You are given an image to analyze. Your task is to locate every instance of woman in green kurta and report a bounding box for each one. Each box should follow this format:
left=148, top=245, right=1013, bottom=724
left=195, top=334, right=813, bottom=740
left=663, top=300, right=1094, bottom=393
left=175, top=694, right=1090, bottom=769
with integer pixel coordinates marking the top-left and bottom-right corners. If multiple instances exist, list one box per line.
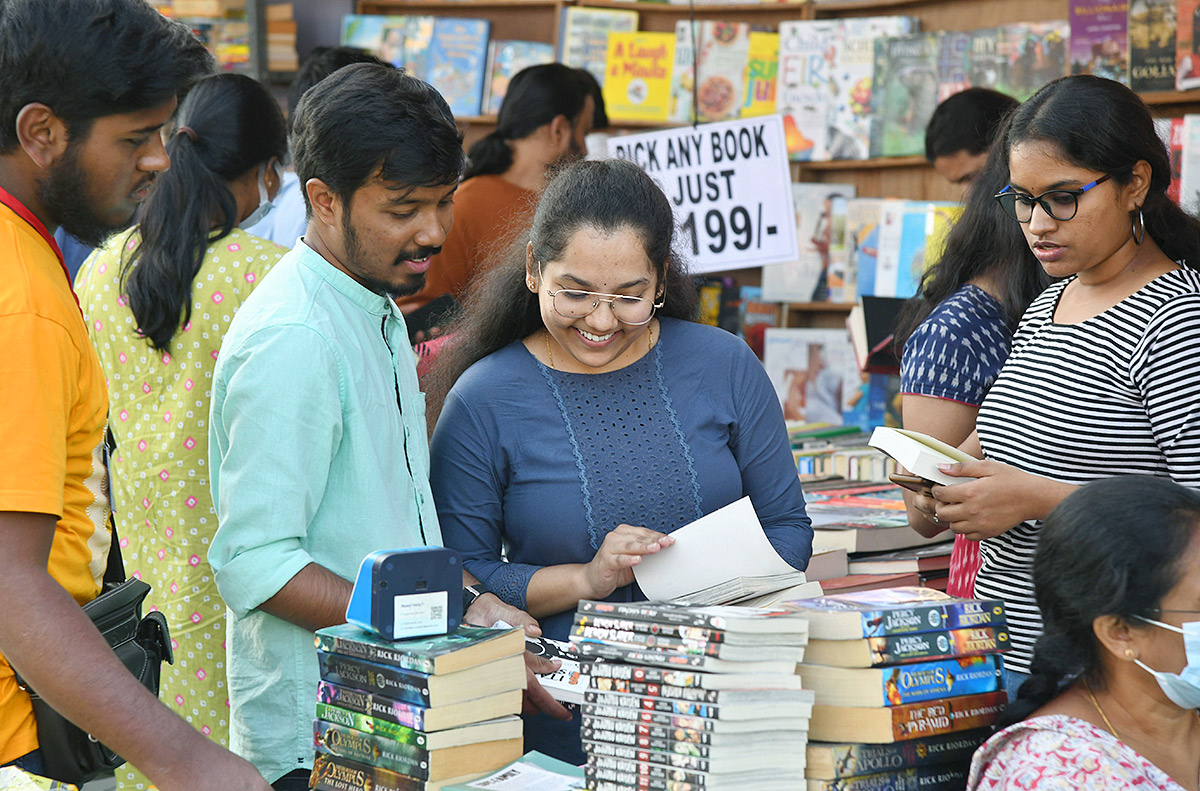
left=74, top=73, right=288, bottom=791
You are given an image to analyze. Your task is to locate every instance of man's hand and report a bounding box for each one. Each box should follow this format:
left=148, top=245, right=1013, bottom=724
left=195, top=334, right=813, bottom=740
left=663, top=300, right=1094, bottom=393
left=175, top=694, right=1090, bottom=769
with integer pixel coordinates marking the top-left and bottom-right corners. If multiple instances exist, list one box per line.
left=522, top=652, right=571, bottom=720
left=465, top=592, right=541, bottom=636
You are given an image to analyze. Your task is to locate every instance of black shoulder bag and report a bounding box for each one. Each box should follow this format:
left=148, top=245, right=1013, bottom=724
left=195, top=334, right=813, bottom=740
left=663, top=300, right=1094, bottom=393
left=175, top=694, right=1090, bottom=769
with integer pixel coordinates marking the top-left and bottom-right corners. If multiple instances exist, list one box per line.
left=14, top=431, right=174, bottom=785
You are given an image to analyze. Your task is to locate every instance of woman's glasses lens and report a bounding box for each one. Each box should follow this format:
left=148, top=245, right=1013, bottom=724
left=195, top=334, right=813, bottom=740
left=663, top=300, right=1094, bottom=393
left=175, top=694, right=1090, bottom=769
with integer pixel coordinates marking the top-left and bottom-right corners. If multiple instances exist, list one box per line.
left=552, top=290, right=656, bottom=325
left=995, top=190, right=1081, bottom=223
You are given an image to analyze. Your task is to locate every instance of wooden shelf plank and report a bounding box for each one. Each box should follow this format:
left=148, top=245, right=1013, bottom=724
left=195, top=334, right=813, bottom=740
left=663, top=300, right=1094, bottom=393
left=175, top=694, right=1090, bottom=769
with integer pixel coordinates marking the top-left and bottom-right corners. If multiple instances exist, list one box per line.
left=785, top=302, right=856, bottom=312
left=1140, top=88, right=1200, bottom=107
left=799, top=156, right=928, bottom=172
left=361, top=0, right=565, bottom=8
left=578, top=0, right=809, bottom=11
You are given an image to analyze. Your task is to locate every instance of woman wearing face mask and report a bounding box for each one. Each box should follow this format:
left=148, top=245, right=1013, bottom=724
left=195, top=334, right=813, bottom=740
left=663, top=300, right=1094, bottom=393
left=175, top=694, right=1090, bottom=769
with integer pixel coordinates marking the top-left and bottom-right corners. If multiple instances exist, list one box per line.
left=426, top=159, right=813, bottom=763
left=906, top=75, right=1200, bottom=699
left=74, top=72, right=287, bottom=789
left=968, top=476, right=1200, bottom=790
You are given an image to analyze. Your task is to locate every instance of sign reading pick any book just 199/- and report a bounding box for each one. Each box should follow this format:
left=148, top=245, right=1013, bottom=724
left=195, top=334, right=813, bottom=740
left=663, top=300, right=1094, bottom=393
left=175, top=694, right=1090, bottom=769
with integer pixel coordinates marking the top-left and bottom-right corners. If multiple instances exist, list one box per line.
left=609, top=114, right=798, bottom=274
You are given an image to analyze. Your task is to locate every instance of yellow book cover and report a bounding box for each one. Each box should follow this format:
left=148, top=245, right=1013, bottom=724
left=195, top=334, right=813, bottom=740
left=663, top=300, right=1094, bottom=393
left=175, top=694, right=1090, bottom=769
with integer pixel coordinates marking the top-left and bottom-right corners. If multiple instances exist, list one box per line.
left=742, top=31, right=779, bottom=118
left=602, top=31, right=676, bottom=122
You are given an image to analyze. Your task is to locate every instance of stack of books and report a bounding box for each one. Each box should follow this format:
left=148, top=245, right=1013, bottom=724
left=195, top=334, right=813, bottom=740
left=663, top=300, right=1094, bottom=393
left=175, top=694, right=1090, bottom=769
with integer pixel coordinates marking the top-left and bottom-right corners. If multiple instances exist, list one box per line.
left=781, top=588, right=1010, bottom=790
left=570, top=600, right=814, bottom=791
left=310, top=624, right=527, bottom=791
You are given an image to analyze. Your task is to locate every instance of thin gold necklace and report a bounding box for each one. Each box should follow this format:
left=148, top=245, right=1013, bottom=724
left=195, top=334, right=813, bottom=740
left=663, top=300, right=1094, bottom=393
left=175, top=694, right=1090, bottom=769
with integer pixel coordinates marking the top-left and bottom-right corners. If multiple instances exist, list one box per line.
left=1084, top=678, right=1121, bottom=740
left=544, top=323, right=654, bottom=370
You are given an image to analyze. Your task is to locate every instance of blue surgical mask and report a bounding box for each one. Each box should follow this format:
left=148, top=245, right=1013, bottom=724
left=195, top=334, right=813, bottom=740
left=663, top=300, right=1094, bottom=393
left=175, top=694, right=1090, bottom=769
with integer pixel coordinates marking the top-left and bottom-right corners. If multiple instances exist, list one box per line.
left=239, top=159, right=285, bottom=229
left=1132, top=616, right=1200, bottom=710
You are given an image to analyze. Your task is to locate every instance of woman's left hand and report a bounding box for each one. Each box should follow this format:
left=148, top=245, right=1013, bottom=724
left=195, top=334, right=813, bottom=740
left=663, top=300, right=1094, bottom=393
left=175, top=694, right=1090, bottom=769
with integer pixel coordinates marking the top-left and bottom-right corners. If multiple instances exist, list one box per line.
left=928, top=459, right=1045, bottom=541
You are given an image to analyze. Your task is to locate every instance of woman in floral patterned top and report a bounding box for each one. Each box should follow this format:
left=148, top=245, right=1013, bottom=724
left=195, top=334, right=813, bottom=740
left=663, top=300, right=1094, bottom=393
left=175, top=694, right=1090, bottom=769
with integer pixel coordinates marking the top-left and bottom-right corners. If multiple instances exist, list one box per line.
left=968, top=476, right=1200, bottom=790
left=74, top=73, right=287, bottom=791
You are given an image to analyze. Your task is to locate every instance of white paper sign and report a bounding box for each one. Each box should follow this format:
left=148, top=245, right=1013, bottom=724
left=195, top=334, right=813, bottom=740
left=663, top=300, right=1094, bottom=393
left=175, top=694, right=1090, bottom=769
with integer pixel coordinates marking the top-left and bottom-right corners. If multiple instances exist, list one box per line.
left=633, top=496, right=797, bottom=601
left=608, top=115, right=799, bottom=274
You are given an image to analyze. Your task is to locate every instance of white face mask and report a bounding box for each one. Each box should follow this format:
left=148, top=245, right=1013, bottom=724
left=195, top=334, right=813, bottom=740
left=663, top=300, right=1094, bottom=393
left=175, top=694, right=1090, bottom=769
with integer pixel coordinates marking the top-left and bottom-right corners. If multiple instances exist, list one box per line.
left=1132, top=616, right=1200, bottom=710
left=239, top=159, right=285, bottom=229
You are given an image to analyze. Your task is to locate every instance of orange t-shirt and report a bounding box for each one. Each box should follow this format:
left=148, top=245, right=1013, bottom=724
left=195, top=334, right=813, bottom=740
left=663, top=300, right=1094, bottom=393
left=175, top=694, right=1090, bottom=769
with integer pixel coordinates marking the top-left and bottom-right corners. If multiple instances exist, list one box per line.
left=0, top=192, right=110, bottom=763
left=400, top=174, right=536, bottom=306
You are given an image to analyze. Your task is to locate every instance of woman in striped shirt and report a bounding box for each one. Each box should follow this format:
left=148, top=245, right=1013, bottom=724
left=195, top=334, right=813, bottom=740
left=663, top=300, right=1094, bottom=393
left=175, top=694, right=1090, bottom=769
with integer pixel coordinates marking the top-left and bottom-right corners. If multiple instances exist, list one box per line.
left=909, top=75, right=1200, bottom=699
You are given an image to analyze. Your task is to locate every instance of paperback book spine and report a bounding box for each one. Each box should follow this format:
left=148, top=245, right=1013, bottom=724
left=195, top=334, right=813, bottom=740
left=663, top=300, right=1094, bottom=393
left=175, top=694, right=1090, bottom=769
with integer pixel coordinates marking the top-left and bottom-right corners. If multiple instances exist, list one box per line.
left=816, top=598, right=1006, bottom=639
left=310, top=753, right=425, bottom=791
left=582, top=714, right=719, bottom=745
left=315, top=703, right=430, bottom=749
left=806, top=728, right=990, bottom=779
left=578, top=600, right=778, bottom=631
left=318, top=650, right=432, bottom=708
left=584, top=739, right=719, bottom=773
left=587, top=756, right=727, bottom=788
left=318, top=681, right=430, bottom=731
left=582, top=722, right=780, bottom=757
left=314, top=721, right=432, bottom=779
left=577, top=640, right=754, bottom=671
left=585, top=689, right=726, bottom=719
left=582, top=701, right=723, bottom=732
left=808, top=764, right=969, bottom=791
left=862, top=626, right=1010, bottom=665
left=805, top=655, right=1002, bottom=707
left=572, top=617, right=732, bottom=644
left=586, top=661, right=719, bottom=689
left=591, top=677, right=723, bottom=703
left=314, top=633, right=436, bottom=674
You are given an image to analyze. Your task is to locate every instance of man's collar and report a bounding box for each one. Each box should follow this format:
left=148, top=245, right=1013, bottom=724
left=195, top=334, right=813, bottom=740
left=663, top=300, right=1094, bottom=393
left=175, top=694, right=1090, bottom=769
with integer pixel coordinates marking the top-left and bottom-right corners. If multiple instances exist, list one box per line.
left=295, top=238, right=401, bottom=318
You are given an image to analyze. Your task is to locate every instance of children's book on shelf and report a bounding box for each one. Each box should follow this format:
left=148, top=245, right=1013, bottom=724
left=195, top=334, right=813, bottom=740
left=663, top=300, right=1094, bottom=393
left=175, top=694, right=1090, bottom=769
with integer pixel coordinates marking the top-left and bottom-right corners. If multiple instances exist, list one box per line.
left=1129, top=0, right=1177, bottom=91
left=668, top=20, right=700, bottom=123
left=378, top=17, right=407, bottom=69
left=483, top=40, right=555, bottom=116
left=340, top=14, right=390, bottom=54
left=742, top=30, right=780, bottom=118
left=402, top=16, right=436, bottom=81
left=998, top=21, right=1070, bottom=100
left=1180, top=115, right=1200, bottom=214
left=602, top=31, right=676, bottom=123
left=1168, top=115, right=1186, bottom=206
left=806, top=729, right=991, bottom=781
left=762, top=328, right=860, bottom=427
left=863, top=201, right=961, bottom=299
left=829, top=16, right=920, bottom=161
left=777, top=20, right=839, bottom=161
left=1180, top=0, right=1200, bottom=89
left=966, top=28, right=1005, bottom=93
left=557, top=6, right=639, bottom=87
left=870, top=33, right=939, bottom=158
left=808, top=689, right=1007, bottom=743
left=936, top=30, right=972, bottom=102
left=695, top=21, right=751, bottom=122
left=868, top=426, right=977, bottom=486
left=1069, top=0, right=1129, bottom=83
left=804, top=624, right=1011, bottom=668
left=847, top=295, right=906, bottom=375
left=425, top=18, right=491, bottom=117
left=781, top=587, right=1006, bottom=641
left=762, top=183, right=856, bottom=303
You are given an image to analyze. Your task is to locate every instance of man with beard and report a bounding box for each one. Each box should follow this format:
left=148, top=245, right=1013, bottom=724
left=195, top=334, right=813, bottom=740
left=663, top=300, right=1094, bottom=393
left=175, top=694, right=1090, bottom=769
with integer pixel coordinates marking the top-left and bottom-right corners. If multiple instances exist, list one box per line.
left=398, top=63, right=594, bottom=320
left=208, top=64, right=569, bottom=791
left=0, top=2, right=271, bottom=789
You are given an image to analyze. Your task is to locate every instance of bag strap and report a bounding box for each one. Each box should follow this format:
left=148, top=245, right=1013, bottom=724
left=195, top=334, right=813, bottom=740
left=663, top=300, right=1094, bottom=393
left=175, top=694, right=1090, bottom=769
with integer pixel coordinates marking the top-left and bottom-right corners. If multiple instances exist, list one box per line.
left=103, top=426, right=125, bottom=587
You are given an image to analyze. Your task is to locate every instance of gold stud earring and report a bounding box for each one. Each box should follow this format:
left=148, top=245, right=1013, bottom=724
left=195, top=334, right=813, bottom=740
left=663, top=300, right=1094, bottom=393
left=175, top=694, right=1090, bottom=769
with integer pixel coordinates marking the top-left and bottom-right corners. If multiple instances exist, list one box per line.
left=1125, top=649, right=1136, bottom=659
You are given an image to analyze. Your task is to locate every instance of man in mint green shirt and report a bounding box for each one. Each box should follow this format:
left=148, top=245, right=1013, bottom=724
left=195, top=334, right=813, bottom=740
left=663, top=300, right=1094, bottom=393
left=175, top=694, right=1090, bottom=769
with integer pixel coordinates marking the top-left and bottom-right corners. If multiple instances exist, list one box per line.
left=209, top=65, right=566, bottom=790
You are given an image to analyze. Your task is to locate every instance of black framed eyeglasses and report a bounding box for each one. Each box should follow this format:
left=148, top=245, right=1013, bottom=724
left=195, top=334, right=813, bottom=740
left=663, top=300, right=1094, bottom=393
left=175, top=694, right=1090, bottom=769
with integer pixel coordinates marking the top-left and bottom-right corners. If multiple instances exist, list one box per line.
left=994, top=174, right=1112, bottom=223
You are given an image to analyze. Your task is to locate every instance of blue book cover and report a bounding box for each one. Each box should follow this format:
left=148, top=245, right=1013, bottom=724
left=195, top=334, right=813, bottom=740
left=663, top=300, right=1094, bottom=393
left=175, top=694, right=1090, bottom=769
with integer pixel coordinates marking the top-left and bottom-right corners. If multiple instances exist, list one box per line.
left=426, top=18, right=491, bottom=117
left=800, top=654, right=1003, bottom=708
left=785, top=587, right=1007, bottom=640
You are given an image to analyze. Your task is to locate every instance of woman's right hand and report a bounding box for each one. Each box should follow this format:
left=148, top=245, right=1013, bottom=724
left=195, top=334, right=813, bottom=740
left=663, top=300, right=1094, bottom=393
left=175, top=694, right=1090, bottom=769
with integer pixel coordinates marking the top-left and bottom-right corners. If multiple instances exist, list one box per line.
left=584, top=524, right=674, bottom=600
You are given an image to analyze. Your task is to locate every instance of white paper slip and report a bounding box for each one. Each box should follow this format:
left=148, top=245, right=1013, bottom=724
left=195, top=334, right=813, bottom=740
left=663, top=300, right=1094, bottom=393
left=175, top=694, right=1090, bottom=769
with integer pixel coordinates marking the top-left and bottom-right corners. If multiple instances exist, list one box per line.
left=633, top=496, right=798, bottom=601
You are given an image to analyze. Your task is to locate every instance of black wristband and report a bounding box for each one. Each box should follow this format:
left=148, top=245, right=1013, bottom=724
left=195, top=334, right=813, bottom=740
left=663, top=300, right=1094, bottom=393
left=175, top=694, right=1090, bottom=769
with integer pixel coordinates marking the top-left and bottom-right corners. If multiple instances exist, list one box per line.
left=462, top=582, right=491, bottom=612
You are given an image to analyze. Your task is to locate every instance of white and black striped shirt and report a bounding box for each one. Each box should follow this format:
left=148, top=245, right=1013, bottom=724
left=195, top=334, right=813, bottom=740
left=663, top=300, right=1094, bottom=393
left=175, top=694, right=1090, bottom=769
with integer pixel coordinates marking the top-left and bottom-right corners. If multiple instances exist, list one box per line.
left=975, top=268, right=1200, bottom=672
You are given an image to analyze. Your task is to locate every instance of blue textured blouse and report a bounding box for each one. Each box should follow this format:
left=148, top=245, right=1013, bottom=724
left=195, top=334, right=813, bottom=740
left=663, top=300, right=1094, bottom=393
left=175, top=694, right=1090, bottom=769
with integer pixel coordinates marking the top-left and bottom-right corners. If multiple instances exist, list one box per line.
left=900, top=284, right=1012, bottom=405
left=431, top=318, right=813, bottom=641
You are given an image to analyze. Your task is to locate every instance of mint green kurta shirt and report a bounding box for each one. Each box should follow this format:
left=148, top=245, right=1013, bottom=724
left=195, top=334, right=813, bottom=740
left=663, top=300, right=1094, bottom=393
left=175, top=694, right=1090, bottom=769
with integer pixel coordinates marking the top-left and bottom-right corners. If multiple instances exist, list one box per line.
left=208, top=240, right=440, bottom=782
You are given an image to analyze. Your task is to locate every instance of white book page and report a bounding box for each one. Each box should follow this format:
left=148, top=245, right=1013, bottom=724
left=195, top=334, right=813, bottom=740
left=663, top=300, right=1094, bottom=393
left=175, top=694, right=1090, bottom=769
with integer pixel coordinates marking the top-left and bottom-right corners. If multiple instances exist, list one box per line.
left=633, top=497, right=798, bottom=601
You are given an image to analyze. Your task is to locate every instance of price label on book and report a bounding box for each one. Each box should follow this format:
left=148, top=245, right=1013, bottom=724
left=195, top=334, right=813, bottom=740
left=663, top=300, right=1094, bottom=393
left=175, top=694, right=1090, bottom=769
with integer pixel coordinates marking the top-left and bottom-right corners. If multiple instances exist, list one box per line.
left=609, top=115, right=798, bottom=273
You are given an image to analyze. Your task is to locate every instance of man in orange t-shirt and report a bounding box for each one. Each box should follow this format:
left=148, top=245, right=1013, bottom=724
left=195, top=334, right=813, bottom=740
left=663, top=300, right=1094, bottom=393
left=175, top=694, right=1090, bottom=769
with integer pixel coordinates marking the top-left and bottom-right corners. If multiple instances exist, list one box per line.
left=0, top=3, right=268, bottom=789
left=400, top=64, right=595, bottom=320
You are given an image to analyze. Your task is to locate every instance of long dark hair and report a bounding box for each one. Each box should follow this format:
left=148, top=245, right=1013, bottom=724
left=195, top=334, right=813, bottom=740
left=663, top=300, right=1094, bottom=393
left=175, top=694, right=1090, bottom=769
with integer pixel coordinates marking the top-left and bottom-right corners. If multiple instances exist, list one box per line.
left=1003, top=74, right=1200, bottom=268
left=120, top=73, right=286, bottom=351
left=999, top=475, right=1200, bottom=725
left=895, top=128, right=1047, bottom=349
left=463, top=63, right=588, bottom=181
left=425, top=158, right=699, bottom=425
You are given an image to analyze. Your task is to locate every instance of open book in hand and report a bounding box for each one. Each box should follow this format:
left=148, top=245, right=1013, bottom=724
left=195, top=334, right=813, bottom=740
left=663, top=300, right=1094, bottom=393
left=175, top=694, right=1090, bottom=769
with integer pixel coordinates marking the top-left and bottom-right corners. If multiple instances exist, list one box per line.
left=868, top=427, right=979, bottom=487
left=632, top=497, right=815, bottom=607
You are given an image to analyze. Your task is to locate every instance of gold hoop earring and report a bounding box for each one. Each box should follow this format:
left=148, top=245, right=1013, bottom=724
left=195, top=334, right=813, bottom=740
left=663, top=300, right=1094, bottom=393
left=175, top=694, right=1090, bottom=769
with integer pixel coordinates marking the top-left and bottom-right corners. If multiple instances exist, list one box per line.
left=1132, top=208, right=1146, bottom=245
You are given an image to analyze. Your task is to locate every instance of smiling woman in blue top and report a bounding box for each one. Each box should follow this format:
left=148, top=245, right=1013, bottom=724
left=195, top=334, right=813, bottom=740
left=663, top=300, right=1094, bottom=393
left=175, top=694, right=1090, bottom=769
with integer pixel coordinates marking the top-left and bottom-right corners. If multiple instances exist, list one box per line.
left=426, top=158, right=814, bottom=763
